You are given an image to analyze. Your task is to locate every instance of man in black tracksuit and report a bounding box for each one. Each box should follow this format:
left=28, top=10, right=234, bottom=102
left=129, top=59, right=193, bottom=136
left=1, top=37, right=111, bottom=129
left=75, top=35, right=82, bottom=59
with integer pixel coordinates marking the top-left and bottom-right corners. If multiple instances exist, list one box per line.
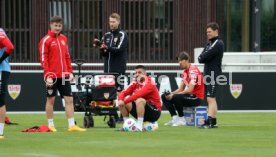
left=102, top=29, right=128, bottom=80
left=198, top=22, right=224, bottom=128
left=94, top=13, right=128, bottom=122
left=98, top=13, right=128, bottom=92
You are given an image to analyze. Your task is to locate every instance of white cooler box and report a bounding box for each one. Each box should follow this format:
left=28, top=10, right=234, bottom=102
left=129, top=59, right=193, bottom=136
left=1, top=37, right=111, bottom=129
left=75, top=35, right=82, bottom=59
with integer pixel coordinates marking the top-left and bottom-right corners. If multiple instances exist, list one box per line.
left=184, top=106, right=207, bottom=126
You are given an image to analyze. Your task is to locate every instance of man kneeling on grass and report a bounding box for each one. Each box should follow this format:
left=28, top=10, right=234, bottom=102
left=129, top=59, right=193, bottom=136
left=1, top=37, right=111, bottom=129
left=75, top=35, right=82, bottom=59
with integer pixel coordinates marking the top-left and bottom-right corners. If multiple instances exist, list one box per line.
left=118, top=65, right=161, bottom=131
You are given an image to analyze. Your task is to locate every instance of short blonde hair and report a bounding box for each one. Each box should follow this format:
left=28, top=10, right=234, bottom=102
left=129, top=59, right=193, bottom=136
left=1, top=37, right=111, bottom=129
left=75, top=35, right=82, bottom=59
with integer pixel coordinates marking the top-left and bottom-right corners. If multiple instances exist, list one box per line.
left=109, top=13, right=120, bottom=22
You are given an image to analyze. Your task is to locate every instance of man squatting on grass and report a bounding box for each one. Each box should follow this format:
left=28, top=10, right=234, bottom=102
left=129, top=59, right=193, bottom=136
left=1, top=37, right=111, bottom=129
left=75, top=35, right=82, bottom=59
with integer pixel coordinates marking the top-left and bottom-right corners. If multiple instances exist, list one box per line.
left=118, top=65, right=162, bottom=131
left=198, top=22, right=224, bottom=128
left=0, top=28, right=14, bottom=139
left=162, top=52, right=204, bottom=126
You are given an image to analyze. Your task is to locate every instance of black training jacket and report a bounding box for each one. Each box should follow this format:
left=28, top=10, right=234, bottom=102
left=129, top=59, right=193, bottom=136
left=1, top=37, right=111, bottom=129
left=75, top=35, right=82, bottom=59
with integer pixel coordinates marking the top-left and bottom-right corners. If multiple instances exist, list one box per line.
left=198, top=36, right=224, bottom=76
left=101, top=29, right=128, bottom=74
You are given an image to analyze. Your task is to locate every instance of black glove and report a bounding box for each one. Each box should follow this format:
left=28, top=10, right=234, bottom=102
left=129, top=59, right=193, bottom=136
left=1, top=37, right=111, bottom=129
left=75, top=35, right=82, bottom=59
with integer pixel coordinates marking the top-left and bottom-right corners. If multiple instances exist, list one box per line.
left=0, top=52, right=9, bottom=64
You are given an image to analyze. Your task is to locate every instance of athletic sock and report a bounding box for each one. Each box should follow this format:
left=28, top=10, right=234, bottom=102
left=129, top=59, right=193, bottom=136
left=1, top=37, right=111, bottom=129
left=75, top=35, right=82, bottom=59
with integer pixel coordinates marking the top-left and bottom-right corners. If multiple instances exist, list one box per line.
left=48, top=119, right=54, bottom=127
left=123, top=117, right=129, bottom=122
left=137, top=117, right=144, bottom=131
left=211, top=118, right=217, bottom=126
left=207, top=116, right=217, bottom=126
left=0, top=123, right=4, bottom=135
left=68, top=118, right=75, bottom=127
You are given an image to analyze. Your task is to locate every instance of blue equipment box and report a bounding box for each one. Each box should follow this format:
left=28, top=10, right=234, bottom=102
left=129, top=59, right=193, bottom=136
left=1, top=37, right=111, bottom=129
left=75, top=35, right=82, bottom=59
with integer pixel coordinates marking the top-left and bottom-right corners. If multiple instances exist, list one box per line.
left=184, top=106, right=207, bottom=126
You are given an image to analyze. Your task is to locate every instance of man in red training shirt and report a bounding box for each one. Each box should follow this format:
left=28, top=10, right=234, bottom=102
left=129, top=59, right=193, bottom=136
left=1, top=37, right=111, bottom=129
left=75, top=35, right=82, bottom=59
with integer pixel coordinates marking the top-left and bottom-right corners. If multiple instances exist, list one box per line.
left=39, top=16, right=86, bottom=132
left=0, top=28, right=14, bottom=139
left=118, top=65, right=161, bottom=131
left=162, top=51, right=204, bottom=126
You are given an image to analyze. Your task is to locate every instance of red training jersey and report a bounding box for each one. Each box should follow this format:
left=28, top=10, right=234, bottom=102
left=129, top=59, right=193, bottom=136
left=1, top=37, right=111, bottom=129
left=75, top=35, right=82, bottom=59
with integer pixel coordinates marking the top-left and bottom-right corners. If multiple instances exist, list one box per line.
left=39, top=30, right=73, bottom=79
left=0, top=32, right=14, bottom=54
left=118, top=76, right=162, bottom=111
left=182, top=64, right=204, bottom=100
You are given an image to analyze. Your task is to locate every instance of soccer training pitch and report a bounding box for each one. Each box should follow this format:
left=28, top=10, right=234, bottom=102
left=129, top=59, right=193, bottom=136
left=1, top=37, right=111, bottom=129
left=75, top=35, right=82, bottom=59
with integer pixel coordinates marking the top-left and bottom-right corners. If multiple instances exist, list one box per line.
left=0, top=112, right=275, bottom=157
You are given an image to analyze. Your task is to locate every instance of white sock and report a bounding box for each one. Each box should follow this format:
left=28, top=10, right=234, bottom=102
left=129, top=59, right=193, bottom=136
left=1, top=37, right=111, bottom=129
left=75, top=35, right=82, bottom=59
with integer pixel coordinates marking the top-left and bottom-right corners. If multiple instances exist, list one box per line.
left=0, top=123, right=4, bottom=135
left=172, top=115, right=178, bottom=122
left=68, top=118, right=75, bottom=127
left=48, top=119, right=54, bottom=127
left=62, top=98, right=65, bottom=108
left=137, top=117, right=144, bottom=131
left=123, top=117, right=129, bottom=122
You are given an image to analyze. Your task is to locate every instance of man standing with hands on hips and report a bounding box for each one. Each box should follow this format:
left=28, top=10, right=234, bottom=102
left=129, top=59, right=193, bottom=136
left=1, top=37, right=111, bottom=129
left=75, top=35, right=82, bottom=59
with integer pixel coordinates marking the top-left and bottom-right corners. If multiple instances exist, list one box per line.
left=198, top=22, right=224, bottom=128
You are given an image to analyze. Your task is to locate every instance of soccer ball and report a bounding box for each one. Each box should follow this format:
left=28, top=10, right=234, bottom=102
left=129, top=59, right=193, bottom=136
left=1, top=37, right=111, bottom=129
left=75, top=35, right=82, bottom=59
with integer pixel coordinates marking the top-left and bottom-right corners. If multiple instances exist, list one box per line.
left=143, top=121, right=158, bottom=131
left=123, top=118, right=138, bottom=132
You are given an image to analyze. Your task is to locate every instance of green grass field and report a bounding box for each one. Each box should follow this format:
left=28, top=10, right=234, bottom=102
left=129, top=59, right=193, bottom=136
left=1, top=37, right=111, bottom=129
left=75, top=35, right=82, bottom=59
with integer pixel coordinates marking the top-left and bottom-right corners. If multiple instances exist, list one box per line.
left=0, top=112, right=276, bottom=157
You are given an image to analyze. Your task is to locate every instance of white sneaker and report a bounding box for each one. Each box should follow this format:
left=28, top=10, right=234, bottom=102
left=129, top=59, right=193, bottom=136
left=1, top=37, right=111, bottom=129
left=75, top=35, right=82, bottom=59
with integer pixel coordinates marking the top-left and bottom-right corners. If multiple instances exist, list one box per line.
left=172, top=120, right=186, bottom=126
left=164, top=120, right=175, bottom=126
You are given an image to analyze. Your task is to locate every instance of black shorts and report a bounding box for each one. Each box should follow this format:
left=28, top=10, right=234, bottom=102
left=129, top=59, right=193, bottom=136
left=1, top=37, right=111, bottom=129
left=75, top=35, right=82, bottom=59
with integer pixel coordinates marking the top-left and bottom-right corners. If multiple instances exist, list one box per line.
left=0, top=71, right=10, bottom=107
left=46, top=78, right=72, bottom=97
left=204, top=74, right=219, bottom=98
left=205, top=84, right=217, bottom=98
left=130, top=101, right=161, bottom=122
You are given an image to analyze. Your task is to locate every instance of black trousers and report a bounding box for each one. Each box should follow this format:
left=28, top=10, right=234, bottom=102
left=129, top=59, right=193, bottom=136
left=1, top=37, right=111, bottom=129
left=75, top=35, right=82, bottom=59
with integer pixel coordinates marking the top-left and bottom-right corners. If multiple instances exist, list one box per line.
left=161, top=94, right=202, bottom=117
left=0, top=71, right=10, bottom=107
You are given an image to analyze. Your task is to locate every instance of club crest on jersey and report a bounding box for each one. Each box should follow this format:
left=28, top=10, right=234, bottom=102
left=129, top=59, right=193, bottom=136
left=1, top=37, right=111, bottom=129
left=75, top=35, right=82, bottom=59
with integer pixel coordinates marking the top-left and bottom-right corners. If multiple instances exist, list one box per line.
left=106, top=38, right=110, bottom=43
left=8, top=85, right=21, bottom=100
left=230, top=84, right=242, bottom=99
left=113, top=37, right=118, bottom=43
left=61, top=40, right=66, bottom=46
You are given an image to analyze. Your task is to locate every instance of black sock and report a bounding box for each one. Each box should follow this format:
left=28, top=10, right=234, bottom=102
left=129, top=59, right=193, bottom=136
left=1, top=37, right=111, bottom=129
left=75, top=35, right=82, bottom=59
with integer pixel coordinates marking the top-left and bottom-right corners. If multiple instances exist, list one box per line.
left=207, top=116, right=217, bottom=126
left=204, top=116, right=211, bottom=125
left=211, top=118, right=217, bottom=126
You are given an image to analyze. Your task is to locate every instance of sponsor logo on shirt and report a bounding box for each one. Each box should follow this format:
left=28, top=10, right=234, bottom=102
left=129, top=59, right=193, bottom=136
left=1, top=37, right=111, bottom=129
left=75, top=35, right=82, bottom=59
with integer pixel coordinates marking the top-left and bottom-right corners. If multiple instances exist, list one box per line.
left=51, top=42, right=57, bottom=47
